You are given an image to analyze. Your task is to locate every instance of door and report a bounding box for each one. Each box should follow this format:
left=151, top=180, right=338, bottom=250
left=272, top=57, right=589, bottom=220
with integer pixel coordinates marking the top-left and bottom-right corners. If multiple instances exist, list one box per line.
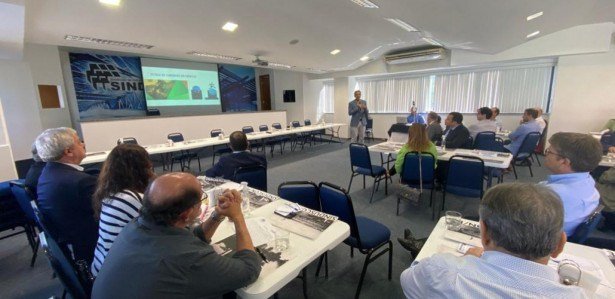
left=259, top=75, right=271, bottom=111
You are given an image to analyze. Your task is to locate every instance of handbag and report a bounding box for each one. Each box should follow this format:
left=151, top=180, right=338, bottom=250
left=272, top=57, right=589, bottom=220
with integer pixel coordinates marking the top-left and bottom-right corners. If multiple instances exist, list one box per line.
left=396, top=153, right=423, bottom=205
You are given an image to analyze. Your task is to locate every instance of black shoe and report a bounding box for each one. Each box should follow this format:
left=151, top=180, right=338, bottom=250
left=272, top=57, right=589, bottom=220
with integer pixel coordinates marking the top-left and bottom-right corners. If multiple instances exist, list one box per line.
left=397, top=237, right=426, bottom=257
left=404, top=229, right=413, bottom=240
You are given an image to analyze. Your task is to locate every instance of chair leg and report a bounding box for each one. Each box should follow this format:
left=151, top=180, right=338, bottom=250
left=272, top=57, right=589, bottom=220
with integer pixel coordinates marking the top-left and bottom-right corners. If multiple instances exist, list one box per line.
left=350, top=246, right=354, bottom=258
left=388, top=240, right=393, bottom=280
left=429, top=188, right=434, bottom=207
left=301, top=268, right=308, bottom=299
left=348, top=174, right=355, bottom=192
left=396, top=197, right=400, bottom=216
left=535, top=153, right=541, bottom=166
left=355, top=250, right=373, bottom=299
left=512, top=163, right=518, bottom=179
left=528, top=163, right=534, bottom=177
left=369, top=179, right=378, bottom=203
left=362, top=175, right=366, bottom=189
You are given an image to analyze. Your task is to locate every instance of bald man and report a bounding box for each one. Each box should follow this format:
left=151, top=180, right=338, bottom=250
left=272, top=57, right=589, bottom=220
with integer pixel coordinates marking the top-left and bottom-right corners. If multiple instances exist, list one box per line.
left=92, top=173, right=261, bottom=299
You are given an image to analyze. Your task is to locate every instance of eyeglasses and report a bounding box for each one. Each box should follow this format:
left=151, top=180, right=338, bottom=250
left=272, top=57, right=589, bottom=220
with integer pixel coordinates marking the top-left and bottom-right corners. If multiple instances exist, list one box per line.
left=545, top=147, right=565, bottom=158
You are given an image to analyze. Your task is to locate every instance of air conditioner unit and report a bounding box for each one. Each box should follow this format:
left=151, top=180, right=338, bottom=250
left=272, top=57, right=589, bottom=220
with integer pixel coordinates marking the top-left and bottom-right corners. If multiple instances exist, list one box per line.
left=384, top=48, right=445, bottom=65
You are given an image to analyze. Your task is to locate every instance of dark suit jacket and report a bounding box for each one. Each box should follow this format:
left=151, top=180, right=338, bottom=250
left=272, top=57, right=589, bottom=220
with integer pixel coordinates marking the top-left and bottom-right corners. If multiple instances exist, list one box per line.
left=602, top=133, right=615, bottom=153
left=204, top=152, right=267, bottom=180
left=443, top=124, right=471, bottom=149
left=37, top=162, right=98, bottom=264
left=25, top=161, right=46, bottom=195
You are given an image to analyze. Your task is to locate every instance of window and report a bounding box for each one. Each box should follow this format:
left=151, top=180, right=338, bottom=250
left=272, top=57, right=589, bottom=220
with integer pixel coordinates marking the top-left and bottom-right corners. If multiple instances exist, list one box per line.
left=356, top=62, right=554, bottom=114
left=317, top=81, right=334, bottom=121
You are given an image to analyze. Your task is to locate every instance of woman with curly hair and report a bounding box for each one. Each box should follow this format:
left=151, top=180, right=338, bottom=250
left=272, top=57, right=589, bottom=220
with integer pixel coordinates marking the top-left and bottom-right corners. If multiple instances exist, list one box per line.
left=91, top=144, right=154, bottom=276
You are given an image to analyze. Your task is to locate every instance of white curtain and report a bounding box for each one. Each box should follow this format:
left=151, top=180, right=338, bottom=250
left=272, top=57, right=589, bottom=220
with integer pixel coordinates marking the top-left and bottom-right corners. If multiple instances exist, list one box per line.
left=317, top=81, right=334, bottom=121
left=356, top=64, right=554, bottom=113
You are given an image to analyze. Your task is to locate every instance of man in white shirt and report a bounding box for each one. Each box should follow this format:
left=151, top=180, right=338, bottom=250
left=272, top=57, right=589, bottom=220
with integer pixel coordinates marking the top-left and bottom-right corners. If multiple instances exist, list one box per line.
left=535, top=107, right=547, bottom=134
left=400, top=183, right=586, bottom=299
left=468, top=107, right=498, bottom=139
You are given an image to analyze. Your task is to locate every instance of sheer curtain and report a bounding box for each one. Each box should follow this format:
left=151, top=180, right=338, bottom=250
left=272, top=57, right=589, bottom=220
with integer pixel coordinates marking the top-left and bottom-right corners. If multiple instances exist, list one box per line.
left=317, top=81, right=334, bottom=121
left=356, top=63, right=554, bottom=113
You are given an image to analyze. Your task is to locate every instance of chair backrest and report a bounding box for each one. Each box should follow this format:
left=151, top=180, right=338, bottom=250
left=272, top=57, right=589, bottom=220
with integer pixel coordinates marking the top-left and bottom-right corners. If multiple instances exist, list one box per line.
left=318, top=182, right=360, bottom=244
left=473, top=132, right=495, bottom=149
left=167, top=132, right=185, bottom=142
left=233, top=165, right=267, bottom=192
left=39, top=231, right=89, bottom=299
left=349, top=143, right=374, bottom=175
left=242, top=126, right=254, bottom=134
left=117, top=137, right=138, bottom=145
left=462, top=136, right=474, bottom=149
left=569, top=205, right=605, bottom=244
left=9, top=181, right=36, bottom=224
left=292, top=121, right=301, bottom=128
left=516, top=132, right=541, bottom=159
left=259, top=125, right=269, bottom=132
left=278, top=181, right=320, bottom=211
left=210, top=129, right=223, bottom=137
left=30, top=200, right=52, bottom=237
left=304, top=119, right=311, bottom=126
left=446, top=155, right=485, bottom=198
left=272, top=123, right=283, bottom=130
left=366, top=118, right=373, bottom=130
left=400, top=152, right=435, bottom=184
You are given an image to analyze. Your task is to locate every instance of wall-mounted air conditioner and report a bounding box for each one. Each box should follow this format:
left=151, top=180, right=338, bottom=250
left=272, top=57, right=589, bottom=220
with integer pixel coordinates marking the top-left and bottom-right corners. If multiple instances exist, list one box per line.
left=384, top=48, right=445, bottom=65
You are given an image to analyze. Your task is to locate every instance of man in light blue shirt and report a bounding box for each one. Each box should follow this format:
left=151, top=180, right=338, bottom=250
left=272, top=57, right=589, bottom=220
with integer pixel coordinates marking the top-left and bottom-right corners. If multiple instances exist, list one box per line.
left=542, top=132, right=603, bottom=236
left=401, top=183, right=586, bottom=299
left=504, top=108, right=541, bottom=155
left=406, top=106, right=425, bottom=124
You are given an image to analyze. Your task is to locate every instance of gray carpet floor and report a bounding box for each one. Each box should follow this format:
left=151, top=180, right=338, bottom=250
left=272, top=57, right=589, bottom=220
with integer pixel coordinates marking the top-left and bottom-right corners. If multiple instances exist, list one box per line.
left=0, top=138, right=612, bottom=298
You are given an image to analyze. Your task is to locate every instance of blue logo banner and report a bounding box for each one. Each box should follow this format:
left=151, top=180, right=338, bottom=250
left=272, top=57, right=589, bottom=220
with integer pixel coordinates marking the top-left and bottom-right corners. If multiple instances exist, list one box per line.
left=218, top=64, right=257, bottom=112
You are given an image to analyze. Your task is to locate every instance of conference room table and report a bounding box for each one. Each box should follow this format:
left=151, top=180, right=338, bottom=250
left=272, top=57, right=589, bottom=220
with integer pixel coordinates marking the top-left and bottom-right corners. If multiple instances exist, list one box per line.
left=414, top=217, right=615, bottom=298
left=368, top=141, right=513, bottom=187
left=198, top=177, right=350, bottom=299
left=80, top=123, right=347, bottom=165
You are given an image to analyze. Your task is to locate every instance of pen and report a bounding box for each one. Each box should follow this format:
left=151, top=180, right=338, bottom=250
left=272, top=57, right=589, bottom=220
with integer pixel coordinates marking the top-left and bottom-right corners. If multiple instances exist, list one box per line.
left=255, top=248, right=268, bottom=262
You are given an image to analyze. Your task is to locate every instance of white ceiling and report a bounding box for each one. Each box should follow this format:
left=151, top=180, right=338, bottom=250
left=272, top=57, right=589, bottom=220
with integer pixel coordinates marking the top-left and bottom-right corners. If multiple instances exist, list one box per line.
left=23, top=0, right=615, bottom=73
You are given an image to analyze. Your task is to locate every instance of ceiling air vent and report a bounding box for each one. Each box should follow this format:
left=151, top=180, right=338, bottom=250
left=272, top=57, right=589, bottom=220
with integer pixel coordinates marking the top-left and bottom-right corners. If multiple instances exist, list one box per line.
left=384, top=47, right=445, bottom=65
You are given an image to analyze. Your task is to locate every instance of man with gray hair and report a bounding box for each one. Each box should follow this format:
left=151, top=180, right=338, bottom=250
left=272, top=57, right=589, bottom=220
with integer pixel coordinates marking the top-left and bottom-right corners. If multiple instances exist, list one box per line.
left=36, top=127, right=98, bottom=264
left=400, top=183, right=585, bottom=298
left=543, top=132, right=603, bottom=236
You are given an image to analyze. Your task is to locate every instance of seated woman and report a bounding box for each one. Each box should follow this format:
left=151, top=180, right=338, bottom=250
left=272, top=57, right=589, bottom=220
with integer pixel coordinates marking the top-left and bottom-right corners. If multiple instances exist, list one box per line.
left=426, top=111, right=443, bottom=144
left=389, top=123, right=438, bottom=176
left=91, top=144, right=154, bottom=276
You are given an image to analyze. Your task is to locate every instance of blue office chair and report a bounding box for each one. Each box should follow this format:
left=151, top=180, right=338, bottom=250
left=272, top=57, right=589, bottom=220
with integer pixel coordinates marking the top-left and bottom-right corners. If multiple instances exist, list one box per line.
left=512, top=132, right=541, bottom=179
left=473, top=132, right=497, bottom=150
left=260, top=124, right=284, bottom=157
left=167, top=132, right=201, bottom=172
left=398, top=152, right=435, bottom=216
left=40, top=231, right=90, bottom=299
left=568, top=205, right=605, bottom=244
left=0, top=181, right=37, bottom=268
left=278, top=181, right=320, bottom=211
left=272, top=122, right=292, bottom=153
left=365, top=118, right=374, bottom=141
left=348, top=143, right=389, bottom=203
left=442, top=155, right=485, bottom=217
left=304, top=119, right=323, bottom=146
left=233, top=164, right=267, bottom=192
left=10, top=181, right=39, bottom=267
left=211, top=129, right=232, bottom=166
left=317, top=182, right=392, bottom=299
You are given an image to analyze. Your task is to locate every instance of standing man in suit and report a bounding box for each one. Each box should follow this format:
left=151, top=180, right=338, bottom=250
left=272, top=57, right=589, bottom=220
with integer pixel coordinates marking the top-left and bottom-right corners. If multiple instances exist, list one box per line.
left=205, top=131, right=267, bottom=180
left=36, top=127, right=98, bottom=264
left=443, top=112, right=471, bottom=149
left=348, top=90, right=369, bottom=143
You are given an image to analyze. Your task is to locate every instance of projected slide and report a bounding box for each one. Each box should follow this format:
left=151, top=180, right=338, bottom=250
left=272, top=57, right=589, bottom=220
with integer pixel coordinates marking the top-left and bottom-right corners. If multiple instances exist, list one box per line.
left=141, top=66, right=220, bottom=106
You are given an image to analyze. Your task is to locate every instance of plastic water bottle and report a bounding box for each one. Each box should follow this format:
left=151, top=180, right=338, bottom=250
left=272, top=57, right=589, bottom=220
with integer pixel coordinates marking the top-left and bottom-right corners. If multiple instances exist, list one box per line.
left=442, top=135, right=447, bottom=151
left=240, top=182, right=250, bottom=215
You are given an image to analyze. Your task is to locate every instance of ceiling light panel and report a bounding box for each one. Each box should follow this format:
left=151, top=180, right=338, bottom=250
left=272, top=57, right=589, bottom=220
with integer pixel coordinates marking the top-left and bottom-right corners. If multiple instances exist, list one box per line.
left=350, top=0, right=379, bottom=8
left=386, top=18, right=419, bottom=32
left=269, top=62, right=293, bottom=69
left=422, top=37, right=442, bottom=46
left=99, top=0, right=121, bottom=6
left=222, top=22, right=238, bottom=32
left=526, top=11, right=543, bottom=21
left=187, top=51, right=241, bottom=60
left=526, top=31, right=540, bottom=38
left=330, top=49, right=341, bottom=55
left=360, top=56, right=370, bottom=61
left=64, top=35, right=154, bottom=49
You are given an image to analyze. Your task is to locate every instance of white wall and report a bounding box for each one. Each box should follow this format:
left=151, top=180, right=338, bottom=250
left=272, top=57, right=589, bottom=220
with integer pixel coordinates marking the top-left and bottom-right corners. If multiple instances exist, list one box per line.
left=302, top=76, right=323, bottom=124
left=272, top=69, right=304, bottom=124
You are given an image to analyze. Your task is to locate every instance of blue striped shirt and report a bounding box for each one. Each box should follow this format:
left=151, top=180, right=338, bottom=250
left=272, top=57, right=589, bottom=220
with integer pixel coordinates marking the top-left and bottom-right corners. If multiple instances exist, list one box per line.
left=91, top=190, right=142, bottom=277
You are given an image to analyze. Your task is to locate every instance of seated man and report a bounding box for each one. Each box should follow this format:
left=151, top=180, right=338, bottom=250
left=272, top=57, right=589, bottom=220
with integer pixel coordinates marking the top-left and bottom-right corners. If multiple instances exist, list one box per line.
left=542, top=132, right=602, bottom=236
left=205, top=131, right=267, bottom=179
left=442, top=112, right=470, bottom=149
left=401, top=183, right=585, bottom=298
left=92, top=173, right=261, bottom=298
left=535, top=107, right=547, bottom=134
left=36, top=127, right=99, bottom=264
left=468, top=107, right=497, bottom=139
left=600, top=131, right=615, bottom=154
left=504, top=108, right=541, bottom=156
left=25, top=142, right=46, bottom=195
left=406, top=106, right=425, bottom=125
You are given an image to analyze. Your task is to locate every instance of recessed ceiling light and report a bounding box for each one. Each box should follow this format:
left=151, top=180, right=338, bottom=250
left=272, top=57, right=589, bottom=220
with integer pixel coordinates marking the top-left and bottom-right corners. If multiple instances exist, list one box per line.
left=330, top=49, right=341, bottom=55
left=360, top=56, right=370, bottom=61
left=350, top=0, right=379, bottom=8
left=385, top=18, right=419, bottom=32
left=526, top=31, right=540, bottom=39
left=187, top=51, right=241, bottom=60
left=64, top=35, right=154, bottom=49
left=422, top=37, right=442, bottom=46
left=222, top=22, right=238, bottom=32
left=269, top=62, right=293, bottom=69
left=99, top=0, right=121, bottom=6
left=526, top=11, right=543, bottom=21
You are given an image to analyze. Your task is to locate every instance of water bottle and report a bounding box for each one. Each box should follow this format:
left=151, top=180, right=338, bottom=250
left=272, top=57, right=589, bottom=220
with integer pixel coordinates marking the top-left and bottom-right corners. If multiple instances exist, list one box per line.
left=442, top=135, right=447, bottom=151
left=240, top=182, right=250, bottom=215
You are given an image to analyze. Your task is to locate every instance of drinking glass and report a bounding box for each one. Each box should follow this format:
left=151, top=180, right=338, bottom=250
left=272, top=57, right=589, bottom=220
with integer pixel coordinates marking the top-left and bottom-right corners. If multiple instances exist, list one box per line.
left=445, top=211, right=463, bottom=231
left=273, top=228, right=290, bottom=252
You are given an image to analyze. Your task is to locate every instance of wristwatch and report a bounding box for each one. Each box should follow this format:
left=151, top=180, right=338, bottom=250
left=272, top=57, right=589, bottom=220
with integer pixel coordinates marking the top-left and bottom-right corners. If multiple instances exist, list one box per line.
left=211, top=211, right=226, bottom=223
